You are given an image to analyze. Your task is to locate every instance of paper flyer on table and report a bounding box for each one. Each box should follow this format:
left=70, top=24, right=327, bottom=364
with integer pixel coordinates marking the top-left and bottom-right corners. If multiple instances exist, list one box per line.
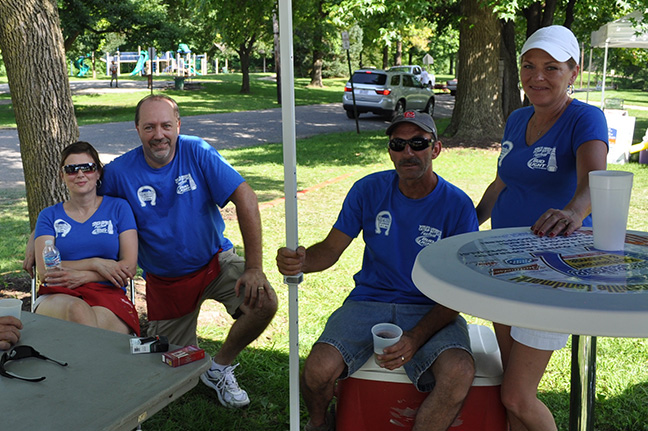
left=457, top=229, right=648, bottom=294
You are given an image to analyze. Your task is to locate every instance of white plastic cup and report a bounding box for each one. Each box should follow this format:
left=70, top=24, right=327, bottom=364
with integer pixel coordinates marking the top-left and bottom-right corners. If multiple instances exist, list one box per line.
left=589, top=170, right=633, bottom=251
left=371, top=323, right=403, bottom=365
left=0, top=298, right=22, bottom=320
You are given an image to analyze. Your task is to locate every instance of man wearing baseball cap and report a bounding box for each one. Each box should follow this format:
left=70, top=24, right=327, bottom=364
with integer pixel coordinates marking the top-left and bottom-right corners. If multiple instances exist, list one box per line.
left=277, top=111, right=479, bottom=431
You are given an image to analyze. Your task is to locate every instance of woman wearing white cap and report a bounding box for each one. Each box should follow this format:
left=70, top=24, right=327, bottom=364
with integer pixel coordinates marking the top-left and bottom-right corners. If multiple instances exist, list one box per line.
left=476, top=26, right=608, bottom=430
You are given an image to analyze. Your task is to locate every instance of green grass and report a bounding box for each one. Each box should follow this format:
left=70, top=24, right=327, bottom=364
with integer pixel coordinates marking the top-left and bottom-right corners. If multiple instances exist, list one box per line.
left=0, top=73, right=348, bottom=128
left=1, top=76, right=648, bottom=428
left=2, top=127, right=647, bottom=430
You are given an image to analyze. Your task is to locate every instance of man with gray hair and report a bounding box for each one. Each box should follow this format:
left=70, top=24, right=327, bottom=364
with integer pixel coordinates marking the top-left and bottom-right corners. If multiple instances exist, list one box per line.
left=277, top=111, right=478, bottom=431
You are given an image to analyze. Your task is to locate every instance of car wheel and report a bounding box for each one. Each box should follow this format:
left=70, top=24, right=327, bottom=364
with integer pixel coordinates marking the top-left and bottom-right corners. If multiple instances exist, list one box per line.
left=391, top=100, right=405, bottom=121
left=423, top=98, right=435, bottom=117
left=345, top=109, right=357, bottom=119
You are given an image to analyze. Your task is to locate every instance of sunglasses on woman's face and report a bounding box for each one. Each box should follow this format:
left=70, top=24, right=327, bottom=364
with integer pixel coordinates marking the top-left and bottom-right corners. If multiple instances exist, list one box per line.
left=0, top=345, right=68, bottom=382
left=62, top=163, right=97, bottom=175
left=388, top=137, right=432, bottom=152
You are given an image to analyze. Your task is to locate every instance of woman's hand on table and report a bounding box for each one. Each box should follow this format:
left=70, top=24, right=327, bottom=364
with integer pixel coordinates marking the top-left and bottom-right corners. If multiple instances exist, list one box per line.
left=531, top=208, right=581, bottom=237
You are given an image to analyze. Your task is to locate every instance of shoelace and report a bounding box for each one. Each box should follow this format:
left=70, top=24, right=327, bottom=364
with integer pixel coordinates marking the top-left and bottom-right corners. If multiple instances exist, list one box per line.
left=213, top=363, right=242, bottom=393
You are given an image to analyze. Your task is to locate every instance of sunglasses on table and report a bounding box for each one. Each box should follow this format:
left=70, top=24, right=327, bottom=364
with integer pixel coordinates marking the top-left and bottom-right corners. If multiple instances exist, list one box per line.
left=388, top=137, right=433, bottom=152
left=62, top=163, right=97, bottom=175
left=0, top=345, right=68, bottom=382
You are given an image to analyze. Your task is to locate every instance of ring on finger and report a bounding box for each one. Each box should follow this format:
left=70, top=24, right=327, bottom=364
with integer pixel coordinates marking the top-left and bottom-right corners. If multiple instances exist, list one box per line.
left=401, top=356, right=405, bottom=362
left=559, top=219, right=569, bottom=224
left=257, top=286, right=264, bottom=290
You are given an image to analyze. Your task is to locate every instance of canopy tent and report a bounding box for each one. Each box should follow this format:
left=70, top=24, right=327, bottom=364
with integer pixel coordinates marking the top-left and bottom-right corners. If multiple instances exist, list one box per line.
left=589, top=11, right=648, bottom=104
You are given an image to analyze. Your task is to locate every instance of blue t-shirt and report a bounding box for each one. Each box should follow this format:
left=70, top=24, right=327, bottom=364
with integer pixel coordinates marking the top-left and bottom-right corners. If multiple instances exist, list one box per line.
left=34, top=196, right=137, bottom=285
left=100, top=135, right=244, bottom=277
left=334, top=170, right=478, bottom=305
left=492, top=99, right=609, bottom=228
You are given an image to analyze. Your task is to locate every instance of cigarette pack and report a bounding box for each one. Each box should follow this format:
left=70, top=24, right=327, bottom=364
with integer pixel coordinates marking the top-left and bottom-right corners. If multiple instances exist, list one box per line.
left=162, top=345, right=205, bottom=367
left=130, top=335, right=169, bottom=354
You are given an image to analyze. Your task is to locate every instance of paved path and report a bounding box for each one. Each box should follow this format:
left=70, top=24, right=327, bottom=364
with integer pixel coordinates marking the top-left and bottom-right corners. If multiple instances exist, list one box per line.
left=0, top=80, right=455, bottom=189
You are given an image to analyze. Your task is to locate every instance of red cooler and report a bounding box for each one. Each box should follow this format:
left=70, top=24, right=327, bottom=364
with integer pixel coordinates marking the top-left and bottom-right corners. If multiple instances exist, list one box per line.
left=336, top=324, right=507, bottom=430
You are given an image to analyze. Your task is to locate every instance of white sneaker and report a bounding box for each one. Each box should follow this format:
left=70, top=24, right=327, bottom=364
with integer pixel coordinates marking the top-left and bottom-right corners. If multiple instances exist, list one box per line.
left=200, top=363, right=250, bottom=408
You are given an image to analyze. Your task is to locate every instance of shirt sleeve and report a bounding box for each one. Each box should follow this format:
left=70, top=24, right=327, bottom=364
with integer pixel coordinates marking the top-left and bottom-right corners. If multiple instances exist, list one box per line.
left=34, top=206, right=56, bottom=239
left=113, top=197, right=137, bottom=234
left=333, top=181, right=364, bottom=239
left=572, top=105, right=609, bottom=154
left=190, top=138, right=245, bottom=207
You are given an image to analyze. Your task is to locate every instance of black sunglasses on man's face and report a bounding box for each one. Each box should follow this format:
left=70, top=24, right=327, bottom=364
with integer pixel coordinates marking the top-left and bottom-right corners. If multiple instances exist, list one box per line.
left=388, top=137, right=432, bottom=152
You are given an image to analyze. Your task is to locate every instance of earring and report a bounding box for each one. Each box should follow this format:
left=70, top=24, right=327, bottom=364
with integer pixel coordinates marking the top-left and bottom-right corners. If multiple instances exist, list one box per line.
left=96, top=179, right=102, bottom=189
left=567, top=84, right=574, bottom=95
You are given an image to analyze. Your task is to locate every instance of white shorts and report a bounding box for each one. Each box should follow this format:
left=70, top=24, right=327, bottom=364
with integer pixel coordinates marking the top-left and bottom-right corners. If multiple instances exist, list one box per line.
left=511, top=326, right=569, bottom=351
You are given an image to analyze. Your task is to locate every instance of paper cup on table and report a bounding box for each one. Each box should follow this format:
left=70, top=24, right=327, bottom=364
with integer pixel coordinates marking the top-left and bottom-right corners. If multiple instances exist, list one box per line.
left=589, top=170, right=633, bottom=251
left=0, top=298, right=22, bottom=320
left=371, top=323, right=403, bottom=365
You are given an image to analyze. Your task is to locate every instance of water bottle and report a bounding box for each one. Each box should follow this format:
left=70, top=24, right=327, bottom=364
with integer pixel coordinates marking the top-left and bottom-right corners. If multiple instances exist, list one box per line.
left=42, top=239, right=61, bottom=270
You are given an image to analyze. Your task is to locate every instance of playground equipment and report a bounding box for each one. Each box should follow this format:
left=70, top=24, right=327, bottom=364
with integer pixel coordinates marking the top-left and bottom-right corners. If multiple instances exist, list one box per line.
left=130, top=50, right=149, bottom=76
left=174, top=43, right=206, bottom=76
left=104, top=46, right=208, bottom=78
left=74, top=55, right=91, bottom=77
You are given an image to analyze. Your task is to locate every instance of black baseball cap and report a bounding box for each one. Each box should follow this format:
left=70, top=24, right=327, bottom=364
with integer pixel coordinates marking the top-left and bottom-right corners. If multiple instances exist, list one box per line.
left=386, top=111, right=438, bottom=140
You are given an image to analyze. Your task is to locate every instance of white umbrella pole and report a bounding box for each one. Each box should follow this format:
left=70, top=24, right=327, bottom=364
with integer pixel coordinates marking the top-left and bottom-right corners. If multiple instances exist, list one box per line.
left=601, top=42, right=609, bottom=108
left=278, top=1, right=303, bottom=431
left=586, top=47, right=592, bottom=104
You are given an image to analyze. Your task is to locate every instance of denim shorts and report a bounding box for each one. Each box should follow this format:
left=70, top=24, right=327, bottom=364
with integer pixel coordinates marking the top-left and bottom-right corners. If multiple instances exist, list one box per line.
left=315, top=300, right=472, bottom=392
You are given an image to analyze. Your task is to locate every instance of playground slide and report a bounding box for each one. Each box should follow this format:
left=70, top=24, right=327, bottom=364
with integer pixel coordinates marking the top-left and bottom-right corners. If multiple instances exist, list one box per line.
left=130, top=50, right=150, bottom=76
left=75, top=57, right=90, bottom=77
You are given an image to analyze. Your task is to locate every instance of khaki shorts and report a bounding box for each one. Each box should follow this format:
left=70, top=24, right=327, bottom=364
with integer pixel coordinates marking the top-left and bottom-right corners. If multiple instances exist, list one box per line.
left=147, top=248, right=247, bottom=347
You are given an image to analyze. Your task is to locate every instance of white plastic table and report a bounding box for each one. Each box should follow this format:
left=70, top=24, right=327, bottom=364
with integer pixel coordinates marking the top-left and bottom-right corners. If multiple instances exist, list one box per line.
left=0, top=312, right=211, bottom=430
left=412, top=227, right=648, bottom=431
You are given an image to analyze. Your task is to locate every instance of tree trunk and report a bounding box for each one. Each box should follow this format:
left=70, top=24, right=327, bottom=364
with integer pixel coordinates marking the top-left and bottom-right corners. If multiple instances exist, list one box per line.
left=310, top=54, right=324, bottom=87
left=563, top=0, right=576, bottom=29
left=308, top=0, right=325, bottom=87
left=501, top=19, right=522, bottom=120
left=273, top=12, right=281, bottom=104
left=445, top=0, right=504, bottom=141
left=541, top=0, right=556, bottom=27
left=395, top=40, right=402, bottom=66
left=382, top=45, right=389, bottom=69
left=238, top=37, right=256, bottom=94
left=0, top=0, right=78, bottom=229
left=523, top=2, right=543, bottom=37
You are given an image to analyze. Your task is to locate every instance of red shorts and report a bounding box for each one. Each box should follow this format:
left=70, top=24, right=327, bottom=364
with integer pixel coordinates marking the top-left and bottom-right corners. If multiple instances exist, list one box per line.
left=38, top=283, right=140, bottom=336
left=145, top=253, right=221, bottom=321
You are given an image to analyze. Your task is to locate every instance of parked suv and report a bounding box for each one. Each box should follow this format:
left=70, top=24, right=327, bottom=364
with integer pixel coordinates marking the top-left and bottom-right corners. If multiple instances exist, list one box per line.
left=387, top=65, right=423, bottom=76
left=343, top=69, right=435, bottom=119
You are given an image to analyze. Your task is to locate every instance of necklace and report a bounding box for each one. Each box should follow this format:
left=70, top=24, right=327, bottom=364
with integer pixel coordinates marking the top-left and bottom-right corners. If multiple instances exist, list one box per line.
left=531, top=100, right=569, bottom=139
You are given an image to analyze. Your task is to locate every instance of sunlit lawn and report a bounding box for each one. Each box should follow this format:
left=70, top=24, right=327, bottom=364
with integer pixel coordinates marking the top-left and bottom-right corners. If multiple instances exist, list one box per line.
left=1, top=124, right=647, bottom=429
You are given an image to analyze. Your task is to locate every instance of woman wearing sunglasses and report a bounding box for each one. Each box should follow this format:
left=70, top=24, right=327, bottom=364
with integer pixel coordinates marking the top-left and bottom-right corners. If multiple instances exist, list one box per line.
left=33, top=141, right=140, bottom=335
